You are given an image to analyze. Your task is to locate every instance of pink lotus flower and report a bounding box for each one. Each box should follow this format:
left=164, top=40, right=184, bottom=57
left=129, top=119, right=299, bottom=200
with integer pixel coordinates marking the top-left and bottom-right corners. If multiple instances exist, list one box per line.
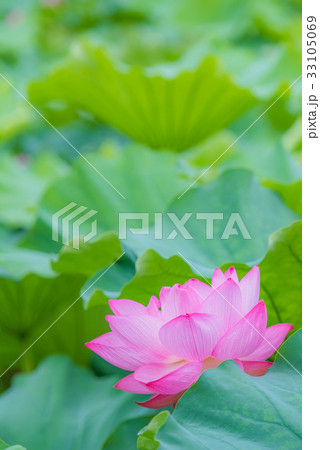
left=86, top=266, right=293, bottom=409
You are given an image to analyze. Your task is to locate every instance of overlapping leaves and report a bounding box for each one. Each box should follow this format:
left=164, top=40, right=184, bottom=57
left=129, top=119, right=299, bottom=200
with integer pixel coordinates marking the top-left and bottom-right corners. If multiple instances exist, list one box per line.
left=0, top=356, right=156, bottom=450
left=88, top=221, right=301, bottom=333
left=0, top=0, right=302, bottom=448
left=0, top=232, right=122, bottom=375
left=138, top=330, right=302, bottom=449
left=21, top=145, right=300, bottom=274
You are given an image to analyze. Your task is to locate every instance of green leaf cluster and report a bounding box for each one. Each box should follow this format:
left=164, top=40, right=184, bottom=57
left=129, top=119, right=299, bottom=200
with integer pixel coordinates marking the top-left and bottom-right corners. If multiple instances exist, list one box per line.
left=0, top=0, right=302, bottom=448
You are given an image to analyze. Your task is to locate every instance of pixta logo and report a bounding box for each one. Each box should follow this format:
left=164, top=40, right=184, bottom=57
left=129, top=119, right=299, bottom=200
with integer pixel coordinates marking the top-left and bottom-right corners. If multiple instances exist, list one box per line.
left=52, top=202, right=98, bottom=249
left=118, top=212, right=251, bottom=240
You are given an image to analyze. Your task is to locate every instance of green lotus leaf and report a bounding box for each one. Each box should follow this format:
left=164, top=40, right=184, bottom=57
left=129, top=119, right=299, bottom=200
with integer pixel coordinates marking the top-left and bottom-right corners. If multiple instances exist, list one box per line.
left=0, top=153, right=67, bottom=230
left=0, top=356, right=156, bottom=450
left=29, top=43, right=257, bottom=151
left=126, top=169, right=300, bottom=274
left=140, top=330, right=301, bottom=449
left=0, top=232, right=123, bottom=375
left=89, top=222, right=301, bottom=333
left=21, top=144, right=190, bottom=253
left=222, top=221, right=302, bottom=330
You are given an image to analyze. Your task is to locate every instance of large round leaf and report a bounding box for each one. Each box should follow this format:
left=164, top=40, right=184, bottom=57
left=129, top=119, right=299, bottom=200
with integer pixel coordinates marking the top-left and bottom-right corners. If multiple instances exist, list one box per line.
left=29, top=43, right=257, bottom=151
left=127, top=169, right=299, bottom=274
left=22, top=144, right=190, bottom=253
left=0, top=356, right=156, bottom=450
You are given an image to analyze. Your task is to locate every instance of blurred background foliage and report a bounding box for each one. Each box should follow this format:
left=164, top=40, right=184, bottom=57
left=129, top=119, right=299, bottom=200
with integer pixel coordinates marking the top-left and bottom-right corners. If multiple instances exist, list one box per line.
left=0, top=0, right=301, bottom=448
